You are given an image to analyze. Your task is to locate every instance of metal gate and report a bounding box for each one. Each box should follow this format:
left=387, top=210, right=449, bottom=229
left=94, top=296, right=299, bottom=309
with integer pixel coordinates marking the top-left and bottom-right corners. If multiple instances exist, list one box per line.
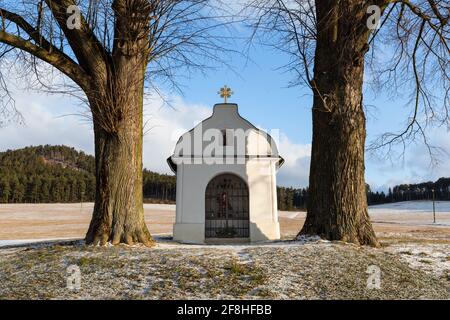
left=205, top=174, right=249, bottom=238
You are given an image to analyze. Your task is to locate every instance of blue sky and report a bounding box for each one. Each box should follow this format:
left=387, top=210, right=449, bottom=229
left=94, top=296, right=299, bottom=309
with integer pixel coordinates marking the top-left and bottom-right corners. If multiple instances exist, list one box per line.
left=0, top=19, right=449, bottom=191
left=166, top=36, right=450, bottom=191
left=180, top=45, right=313, bottom=146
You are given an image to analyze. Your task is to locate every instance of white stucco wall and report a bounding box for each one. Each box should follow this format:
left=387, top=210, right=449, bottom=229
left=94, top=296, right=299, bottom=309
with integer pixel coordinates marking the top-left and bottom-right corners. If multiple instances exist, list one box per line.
left=170, top=103, right=282, bottom=243
left=173, top=159, right=280, bottom=243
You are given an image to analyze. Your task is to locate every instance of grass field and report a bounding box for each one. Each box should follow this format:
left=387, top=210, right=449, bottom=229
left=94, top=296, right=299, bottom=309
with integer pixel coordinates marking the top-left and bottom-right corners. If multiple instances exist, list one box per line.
left=0, top=201, right=448, bottom=299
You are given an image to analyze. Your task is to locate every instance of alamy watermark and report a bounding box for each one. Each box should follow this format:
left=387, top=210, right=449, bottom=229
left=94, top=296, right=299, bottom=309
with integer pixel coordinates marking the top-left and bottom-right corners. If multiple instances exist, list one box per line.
left=366, top=265, right=381, bottom=289
left=64, top=4, right=383, bottom=31
left=170, top=123, right=280, bottom=167
left=66, top=264, right=81, bottom=290
left=367, top=5, right=381, bottom=30
left=66, top=5, right=81, bottom=30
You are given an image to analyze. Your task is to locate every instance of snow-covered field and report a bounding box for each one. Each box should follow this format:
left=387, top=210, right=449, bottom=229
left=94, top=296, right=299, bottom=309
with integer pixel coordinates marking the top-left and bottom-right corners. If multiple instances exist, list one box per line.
left=371, top=201, right=450, bottom=213
left=0, top=201, right=449, bottom=247
left=369, top=201, right=450, bottom=222
left=0, top=201, right=448, bottom=299
left=0, top=236, right=448, bottom=299
left=369, top=201, right=450, bottom=227
left=0, top=203, right=176, bottom=244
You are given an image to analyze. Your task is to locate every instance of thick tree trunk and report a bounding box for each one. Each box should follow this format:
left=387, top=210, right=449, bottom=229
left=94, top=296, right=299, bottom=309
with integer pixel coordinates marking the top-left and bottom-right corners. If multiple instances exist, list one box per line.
left=85, top=0, right=154, bottom=246
left=84, top=60, right=153, bottom=247
left=85, top=118, right=153, bottom=246
left=85, top=88, right=154, bottom=246
left=299, top=1, right=379, bottom=246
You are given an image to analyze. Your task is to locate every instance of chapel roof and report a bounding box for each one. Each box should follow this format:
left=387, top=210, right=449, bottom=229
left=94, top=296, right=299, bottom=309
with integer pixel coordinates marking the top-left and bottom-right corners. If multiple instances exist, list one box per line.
left=167, top=103, right=284, bottom=173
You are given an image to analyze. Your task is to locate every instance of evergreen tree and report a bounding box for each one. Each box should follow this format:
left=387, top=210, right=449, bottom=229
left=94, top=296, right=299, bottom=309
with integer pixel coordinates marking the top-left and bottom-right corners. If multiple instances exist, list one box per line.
left=0, top=177, right=10, bottom=203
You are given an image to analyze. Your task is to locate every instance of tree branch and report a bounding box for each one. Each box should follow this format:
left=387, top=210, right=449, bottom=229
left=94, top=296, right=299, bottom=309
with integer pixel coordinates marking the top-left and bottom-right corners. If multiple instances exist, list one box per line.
left=0, top=30, right=89, bottom=90
left=391, top=0, right=449, bottom=53
left=0, top=7, right=86, bottom=68
left=44, top=0, right=109, bottom=76
left=426, top=0, right=448, bottom=25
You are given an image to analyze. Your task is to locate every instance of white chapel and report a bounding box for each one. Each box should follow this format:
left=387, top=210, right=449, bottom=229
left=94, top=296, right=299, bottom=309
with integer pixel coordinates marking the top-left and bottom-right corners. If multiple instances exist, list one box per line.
left=167, top=86, right=284, bottom=243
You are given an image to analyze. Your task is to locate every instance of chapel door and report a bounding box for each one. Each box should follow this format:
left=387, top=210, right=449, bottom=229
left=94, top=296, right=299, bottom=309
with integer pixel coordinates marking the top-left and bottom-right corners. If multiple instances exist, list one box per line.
left=205, top=174, right=249, bottom=238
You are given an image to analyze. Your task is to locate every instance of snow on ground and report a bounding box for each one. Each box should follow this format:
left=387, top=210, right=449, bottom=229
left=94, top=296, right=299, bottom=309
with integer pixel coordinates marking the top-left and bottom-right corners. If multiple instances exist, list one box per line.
left=143, top=203, right=175, bottom=211
left=0, top=201, right=449, bottom=283
left=369, top=201, right=450, bottom=226
left=0, top=234, right=168, bottom=248
left=383, top=241, right=449, bottom=278
left=370, top=201, right=450, bottom=213
left=0, top=203, right=176, bottom=241
left=0, top=238, right=448, bottom=299
left=0, top=238, right=75, bottom=247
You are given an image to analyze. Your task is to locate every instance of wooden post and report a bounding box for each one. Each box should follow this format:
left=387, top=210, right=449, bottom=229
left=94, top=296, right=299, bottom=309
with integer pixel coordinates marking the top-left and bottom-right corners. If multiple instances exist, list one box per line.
left=432, top=189, right=436, bottom=223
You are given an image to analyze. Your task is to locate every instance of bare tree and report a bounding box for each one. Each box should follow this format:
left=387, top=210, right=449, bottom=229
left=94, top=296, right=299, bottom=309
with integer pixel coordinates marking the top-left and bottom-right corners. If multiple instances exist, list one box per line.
left=0, top=0, right=232, bottom=246
left=247, top=0, right=449, bottom=246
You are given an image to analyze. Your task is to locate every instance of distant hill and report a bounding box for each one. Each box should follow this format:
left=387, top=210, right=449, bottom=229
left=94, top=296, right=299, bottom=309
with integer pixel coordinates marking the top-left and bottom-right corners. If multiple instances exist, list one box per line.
left=0, top=145, right=175, bottom=203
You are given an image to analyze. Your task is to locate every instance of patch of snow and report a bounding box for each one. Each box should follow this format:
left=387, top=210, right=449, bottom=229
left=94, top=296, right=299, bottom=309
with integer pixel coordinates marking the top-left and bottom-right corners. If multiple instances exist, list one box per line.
left=384, top=243, right=450, bottom=278
left=0, top=237, right=79, bottom=248
left=294, top=235, right=324, bottom=243
left=235, top=250, right=253, bottom=264
left=369, top=201, right=450, bottom=227
left=143, top=203, right=175, bottom=211
left=369, top=200, right=450, bottom=213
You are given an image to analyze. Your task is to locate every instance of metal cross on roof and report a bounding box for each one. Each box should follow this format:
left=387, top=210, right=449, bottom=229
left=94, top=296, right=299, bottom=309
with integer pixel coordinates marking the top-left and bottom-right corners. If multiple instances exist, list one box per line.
left=218, top=85, right=233, bottom=103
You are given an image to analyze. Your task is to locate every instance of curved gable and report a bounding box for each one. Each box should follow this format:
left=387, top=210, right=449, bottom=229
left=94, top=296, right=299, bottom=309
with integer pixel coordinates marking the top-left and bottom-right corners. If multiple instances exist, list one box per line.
left=168, top=103, right=283, bottom=172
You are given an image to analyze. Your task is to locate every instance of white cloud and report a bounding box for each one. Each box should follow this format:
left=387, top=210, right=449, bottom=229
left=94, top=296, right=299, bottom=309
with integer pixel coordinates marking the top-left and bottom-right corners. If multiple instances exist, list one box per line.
left=0, top=91, right=93, bottom=153
left=366, top=126, right=450, bottom=191
left=142, top=95, right=211, bottom=173
left=0, top=89, right=212, bottom=174
left=0, top=87, right=311, bottom=188
left=3, top=84, right=447, bottom=192
left=277, top=134, right=311, bottom=188
left=405, top=127, right=450, bottom=180
left=143, top=98, right=312, bottom=184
